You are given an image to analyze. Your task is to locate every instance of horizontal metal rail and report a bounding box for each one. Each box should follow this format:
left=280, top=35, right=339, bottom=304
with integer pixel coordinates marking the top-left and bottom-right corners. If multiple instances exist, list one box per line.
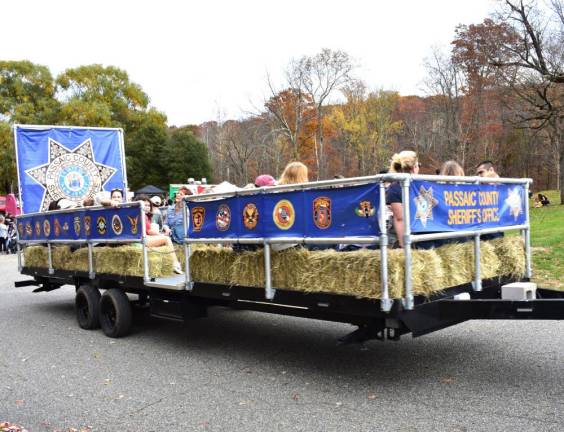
left=184, top=237, right=380, bottom=245
left=410, top=224, right=528, bottom=243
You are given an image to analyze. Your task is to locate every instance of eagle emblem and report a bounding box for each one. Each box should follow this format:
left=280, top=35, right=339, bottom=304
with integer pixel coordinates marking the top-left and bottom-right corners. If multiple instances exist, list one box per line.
left=127, top=215, right=139, bottom=235
left=243, top=203, right=259, bottom=230
left=355, top=200, right=375, bottom=218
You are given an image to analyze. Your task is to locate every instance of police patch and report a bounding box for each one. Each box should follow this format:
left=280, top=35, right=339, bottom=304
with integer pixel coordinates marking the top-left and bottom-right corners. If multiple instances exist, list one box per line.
left=97, top=216, right=107, bottom=235
left=243, top=203, right=259, bottom=230
left=53, top=218, right=61, bottom=237
left=35, top=221, right=41, bottom=236
left=192, top=207, right=205, bottom=232
left=216, top=204, right=231, bottom=231
left=62, top=221, right=69, bottom=234
left=73, top=216, right=81, bottom=236
left=84, top=216, right=92, bottom=236
left=273, top=199, right=295, bottom=230
left=43, top=219, right=51, bottom=237
left=127, top=215, right=139, bottom=235
left=112, top=214, right=123, bottom=235
left=355, top=200, right=375, bottom=218
left=18, top=222, right=24, bottom=238
left=313, top=197, right=331, bottom=229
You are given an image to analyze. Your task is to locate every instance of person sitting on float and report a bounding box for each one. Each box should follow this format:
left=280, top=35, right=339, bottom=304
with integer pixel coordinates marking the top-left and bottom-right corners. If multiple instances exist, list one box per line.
left=92, top=188, right=125, bottom=208
left=278, top=161, right=308, bottom=185
left=386, top=151, right=420, bottom=249
left=138, top=195, right=183, bottom=274
left=164, top=186, right=192, bottom=244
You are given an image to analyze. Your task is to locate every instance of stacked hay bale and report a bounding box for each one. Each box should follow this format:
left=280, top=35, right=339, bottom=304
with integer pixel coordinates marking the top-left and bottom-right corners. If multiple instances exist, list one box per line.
left=22, top=236, right=526, bottom=299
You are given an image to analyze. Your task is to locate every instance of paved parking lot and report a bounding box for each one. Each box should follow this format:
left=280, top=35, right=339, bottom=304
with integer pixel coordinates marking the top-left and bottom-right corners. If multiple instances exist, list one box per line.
left=1, top=253, right=563, bottom=431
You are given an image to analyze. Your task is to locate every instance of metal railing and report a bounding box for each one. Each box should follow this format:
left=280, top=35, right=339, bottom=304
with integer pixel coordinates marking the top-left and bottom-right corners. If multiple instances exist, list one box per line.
left=183, top=173, right=533, bottom=311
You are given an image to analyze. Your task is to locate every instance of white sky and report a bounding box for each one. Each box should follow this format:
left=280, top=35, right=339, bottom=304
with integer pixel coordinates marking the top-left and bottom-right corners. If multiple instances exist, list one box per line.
left=4, top=0, right=497, bottom=126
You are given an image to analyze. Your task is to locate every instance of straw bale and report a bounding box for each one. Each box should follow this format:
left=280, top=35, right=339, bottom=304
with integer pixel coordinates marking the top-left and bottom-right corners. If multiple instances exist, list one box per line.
left=411, top=248, right=445, bottom=296
left=23, top=246, right=48, bottom=268
left=491, top=236, right=525, bottom=278
left=52, top=246, right=73, bottom=269
left=479, top=240, right=501, bottom=279
left=190, top=246, right=235, bottom=284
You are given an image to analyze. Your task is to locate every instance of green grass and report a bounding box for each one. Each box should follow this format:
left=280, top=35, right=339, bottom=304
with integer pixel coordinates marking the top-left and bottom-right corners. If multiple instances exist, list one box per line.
left=528, top=190, right=563, bottom=289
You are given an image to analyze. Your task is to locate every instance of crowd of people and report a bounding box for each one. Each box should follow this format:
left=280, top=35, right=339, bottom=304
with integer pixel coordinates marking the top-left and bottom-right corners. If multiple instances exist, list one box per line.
left=0, top=213, right=17, bottom=254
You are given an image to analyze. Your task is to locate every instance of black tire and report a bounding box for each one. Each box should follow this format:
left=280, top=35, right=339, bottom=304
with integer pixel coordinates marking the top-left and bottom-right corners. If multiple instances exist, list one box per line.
left=99, top=288, right=132, bottom=338
left=75, top=285, right=101, bottom=330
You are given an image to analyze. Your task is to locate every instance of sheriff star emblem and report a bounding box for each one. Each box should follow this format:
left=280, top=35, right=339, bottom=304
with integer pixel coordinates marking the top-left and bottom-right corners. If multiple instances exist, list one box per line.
left=25, top=138, right=116, bottom=211
left=413, top=186, right=438, bottom=227
left=505, top=188, right=523, bottom=220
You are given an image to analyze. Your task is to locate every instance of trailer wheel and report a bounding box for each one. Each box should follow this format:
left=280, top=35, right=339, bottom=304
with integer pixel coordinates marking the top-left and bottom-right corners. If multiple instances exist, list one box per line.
left=75, top=285, right=101, bottom=330
left=99, top=289, right=132, bottom=338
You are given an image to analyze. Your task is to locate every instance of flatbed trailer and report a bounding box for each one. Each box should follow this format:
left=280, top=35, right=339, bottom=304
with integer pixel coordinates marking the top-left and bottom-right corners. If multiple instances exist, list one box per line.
left=14, top=173, right=564, bottom=341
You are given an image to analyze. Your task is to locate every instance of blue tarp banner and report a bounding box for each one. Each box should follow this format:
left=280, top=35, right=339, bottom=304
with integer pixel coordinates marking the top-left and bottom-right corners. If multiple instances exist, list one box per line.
left=409, top=181, right=526, bottom=232
left=17, top=206, right=143, bottom=242
left=188, top=184, right=380, bottom=238
left=15, top=126, right=127, bottom=214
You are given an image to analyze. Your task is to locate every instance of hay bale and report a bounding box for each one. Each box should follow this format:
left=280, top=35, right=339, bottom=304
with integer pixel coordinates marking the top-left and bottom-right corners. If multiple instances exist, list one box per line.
left=480, top=240, right=501, bottom=279
left=411, top=248, right=445, bottom=296
left=23, top=246, right=48, bottom=268
left=492, top=236, right=525, bottom=278
left=190, top=246, right=235, bottom=284
left=52, top=246, right=73, bottom=269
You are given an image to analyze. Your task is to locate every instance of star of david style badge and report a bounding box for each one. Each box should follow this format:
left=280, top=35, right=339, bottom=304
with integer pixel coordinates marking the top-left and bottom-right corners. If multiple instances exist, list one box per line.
left=413, top=186, right=438, bottom=227
left=25, top=138, right=116, bottom=211
left=505, top=188, right=523, bottom=220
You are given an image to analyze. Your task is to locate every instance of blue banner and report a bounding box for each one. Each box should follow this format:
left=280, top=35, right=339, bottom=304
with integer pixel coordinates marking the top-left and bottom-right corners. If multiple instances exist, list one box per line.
left=15, top=126, right=127, bottom=214
left=17, top=206, right=143, bottom=242
left=188, top=184, right=380, bottom=239
left=409, top=181, right=527, bottom=232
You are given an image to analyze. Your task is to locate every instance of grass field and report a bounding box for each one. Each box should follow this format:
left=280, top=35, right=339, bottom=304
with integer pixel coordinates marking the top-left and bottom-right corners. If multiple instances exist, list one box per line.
left=528, top=190, right=563, bottom=289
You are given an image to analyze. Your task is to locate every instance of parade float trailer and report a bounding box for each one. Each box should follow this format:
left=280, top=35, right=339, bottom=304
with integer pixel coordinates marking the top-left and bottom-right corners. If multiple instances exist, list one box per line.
left=12, top=125, right=564, bottom=340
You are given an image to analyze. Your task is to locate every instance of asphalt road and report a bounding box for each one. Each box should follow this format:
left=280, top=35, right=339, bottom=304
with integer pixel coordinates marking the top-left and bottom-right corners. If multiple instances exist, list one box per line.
left=1, top=254, right=563, bottom=432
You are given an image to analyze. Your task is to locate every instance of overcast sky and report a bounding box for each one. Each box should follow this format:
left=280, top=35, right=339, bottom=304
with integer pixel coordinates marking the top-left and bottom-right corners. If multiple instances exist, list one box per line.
left=4, top=0, right=497, bottom=126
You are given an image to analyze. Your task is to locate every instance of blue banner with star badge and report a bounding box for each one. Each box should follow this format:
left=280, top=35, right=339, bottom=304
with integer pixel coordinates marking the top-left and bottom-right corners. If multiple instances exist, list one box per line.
left=409, top=181, right=527, bottom=232
left=14, top=125, right=127, bottom=214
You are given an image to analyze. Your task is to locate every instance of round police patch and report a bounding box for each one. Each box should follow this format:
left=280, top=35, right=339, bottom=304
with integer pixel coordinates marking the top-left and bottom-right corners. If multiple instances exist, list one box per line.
left=273, top=199, right=295, bottom=230
left=216, top=204, right=231, bottom=231
left=112, top=214, right=123, bottom=235
left=43, top=219, right=51, bottom=236
left=45, top=154, right=101, bottom=200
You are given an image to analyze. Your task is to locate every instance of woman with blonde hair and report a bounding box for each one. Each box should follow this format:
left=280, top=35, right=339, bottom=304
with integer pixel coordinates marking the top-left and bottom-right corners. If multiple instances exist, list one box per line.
left=439, top=160, right=465, bottom=177
left=278, top=162, right=308, bottom=185
left=386, top=151, right=420, bottom=248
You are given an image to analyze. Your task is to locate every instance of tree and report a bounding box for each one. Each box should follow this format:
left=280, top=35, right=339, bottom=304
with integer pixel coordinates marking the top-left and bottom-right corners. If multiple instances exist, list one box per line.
left=166, top=127, right=212, bottom=185
left=0, top=60, right=60, bottom=124
left=290, top=49, right=356, bottom=178
left=484, top=0, right=564, bottom=202
left=0, top=121, right=16, bottom=193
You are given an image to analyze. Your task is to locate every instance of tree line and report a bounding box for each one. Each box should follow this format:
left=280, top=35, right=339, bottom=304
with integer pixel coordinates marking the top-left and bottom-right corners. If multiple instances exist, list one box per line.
left=0, top=63, right=212, bottom=193
left=0, top=0, right=562, bottom=203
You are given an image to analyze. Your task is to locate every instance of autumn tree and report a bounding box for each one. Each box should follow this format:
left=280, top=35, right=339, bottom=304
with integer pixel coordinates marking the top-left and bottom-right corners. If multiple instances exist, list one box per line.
left=481, top=0, right=564, bottom=202
left=289, top=49, right=356, bottom=178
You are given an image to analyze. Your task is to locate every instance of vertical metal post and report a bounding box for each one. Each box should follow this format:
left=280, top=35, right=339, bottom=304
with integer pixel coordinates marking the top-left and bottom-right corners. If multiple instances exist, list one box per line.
left=182, top=202, right=193, bottom=290
left=378, top=182, right=392, bottom=311
left=264, top=241, right=275, bottom=300
left=47, top=242, right=54, bottom=275
left=473, top=234, right=482, bottom=291
left=16, top=219, right=22, bottom=272
left=401, top=179, right=414, bottom=310
left=140, top=205, right=149, bottom=282
left=87, top=242, right=95, bottom=280
left=524, top=182, right=532, bottom=279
